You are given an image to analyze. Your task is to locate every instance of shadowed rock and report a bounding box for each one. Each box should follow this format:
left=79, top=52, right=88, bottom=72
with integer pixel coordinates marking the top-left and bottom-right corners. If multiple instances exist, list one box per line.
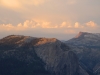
left=0, top=35, right=79, bottom=75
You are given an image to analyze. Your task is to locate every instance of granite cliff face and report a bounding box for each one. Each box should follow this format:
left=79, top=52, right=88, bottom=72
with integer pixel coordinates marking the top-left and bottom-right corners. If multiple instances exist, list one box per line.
left=0, top=35, right=79, bottom=75
left=65, top=32, right=100, bottom=75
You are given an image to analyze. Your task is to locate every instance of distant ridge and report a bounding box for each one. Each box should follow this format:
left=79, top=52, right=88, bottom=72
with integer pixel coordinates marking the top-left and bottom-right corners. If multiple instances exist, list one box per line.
left=74, top=32, right=100, bottom=39
left=75, top=32, right=89, bottom=38
left=65, top=32, right=100, bottom=75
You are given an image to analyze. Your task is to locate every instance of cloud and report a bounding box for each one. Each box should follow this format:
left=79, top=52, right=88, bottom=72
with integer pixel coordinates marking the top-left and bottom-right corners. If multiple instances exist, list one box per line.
left=0, top=20, right=99, bottom=31
left=41, top=22, right=58, bottom=28
left=0, top=0, right=49, bottom=10
left=0, top=0, right=21, bottom=9
left=60, top=21, right=96, bottom=29
left=0, top=20, right=38, bottom=31
left=60, top=22, right=67, bottom=27
left=74, top=22, right=80, bottom=28
left=0, top=20, right=99, bottom=40
left=74, top=22, right=85, bottom=28
left=60, top=22, right=73, bottom=28
left=0, top=0, right=100, bottom=40
left=86, top=21, right=97, bottom=27
left=0, top=20, right=59, bottom=31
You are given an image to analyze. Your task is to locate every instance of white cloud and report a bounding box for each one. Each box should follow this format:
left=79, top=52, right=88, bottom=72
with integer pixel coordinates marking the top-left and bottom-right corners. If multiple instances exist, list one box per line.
left=42, top=22, right=58, bottom=28
left=74, top=22, right=80, bottom=28
left=60, top=22, right=66, bottom=27
left=0, top=0, right=100, bottom=40
left=0, top=20, right=99, bottom=32
left=86, top=21, right=97, bottom=27
left=0, top=20, right=59, bottom=31
left=0, top=20, right=99, bottom=40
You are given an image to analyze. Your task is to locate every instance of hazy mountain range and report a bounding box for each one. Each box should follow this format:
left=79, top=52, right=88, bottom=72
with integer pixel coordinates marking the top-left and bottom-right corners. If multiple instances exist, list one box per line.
left=0, top=32, right=100, bottom=75
left=65, top=32, right=100, bottom=75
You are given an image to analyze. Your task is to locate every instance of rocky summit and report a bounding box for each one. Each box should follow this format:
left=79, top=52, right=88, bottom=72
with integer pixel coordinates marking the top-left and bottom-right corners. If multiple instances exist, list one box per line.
left=0, top=35, right=79, bottom=75
left=65, top=32, right=100, bottom=75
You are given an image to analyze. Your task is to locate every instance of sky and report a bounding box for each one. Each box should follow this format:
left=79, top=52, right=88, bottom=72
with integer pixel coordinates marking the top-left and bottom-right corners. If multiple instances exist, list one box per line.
left=0, top=0, right=100, bottom=40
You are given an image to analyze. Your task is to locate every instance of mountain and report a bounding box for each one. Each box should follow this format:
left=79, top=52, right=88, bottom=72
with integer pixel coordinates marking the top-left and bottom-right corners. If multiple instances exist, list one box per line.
left=68, top=32, right=100, bottom=46
left=0, top=35, right=79, bottom=75
left=65, top=32, right=100, bottom=75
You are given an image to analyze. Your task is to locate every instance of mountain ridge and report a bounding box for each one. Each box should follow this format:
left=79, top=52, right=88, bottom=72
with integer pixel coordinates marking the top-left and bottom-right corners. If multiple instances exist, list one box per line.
left=74, top=32, right=100, bottom=39
left=0, top=35, right=79, bottom=75
left=65, top=32, right=100, bottom=75
left=75, top=32, right=89, bottom=38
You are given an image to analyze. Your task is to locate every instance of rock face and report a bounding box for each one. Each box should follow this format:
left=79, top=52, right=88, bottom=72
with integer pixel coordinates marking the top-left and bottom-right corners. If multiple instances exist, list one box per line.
left=65, top=32, right=100, bottom=75
left=0, top=35, right=79, bottom=75
left=79, top=66, right=89, bottom=75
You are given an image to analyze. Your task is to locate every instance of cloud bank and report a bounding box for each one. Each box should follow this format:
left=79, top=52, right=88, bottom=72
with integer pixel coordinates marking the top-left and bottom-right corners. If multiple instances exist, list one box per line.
left=0, top=0, right=100, bottom=40
left=0, top=20, right=99, bottom=40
